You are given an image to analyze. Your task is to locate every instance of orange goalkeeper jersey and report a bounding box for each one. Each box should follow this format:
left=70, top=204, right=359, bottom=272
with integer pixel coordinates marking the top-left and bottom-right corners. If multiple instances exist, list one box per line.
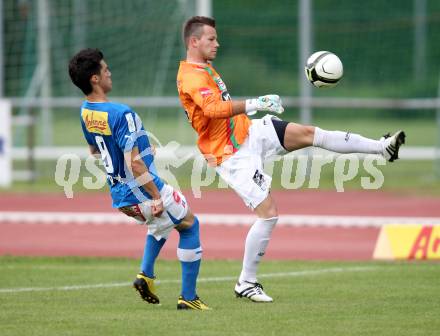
left=177, top=61, right=251, bottom=166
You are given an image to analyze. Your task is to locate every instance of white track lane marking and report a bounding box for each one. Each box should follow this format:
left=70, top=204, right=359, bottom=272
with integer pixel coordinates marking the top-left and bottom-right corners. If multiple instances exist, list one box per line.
left=0, top=211, right=439, bottom=227
left=0, top=266, right=376, bottom=294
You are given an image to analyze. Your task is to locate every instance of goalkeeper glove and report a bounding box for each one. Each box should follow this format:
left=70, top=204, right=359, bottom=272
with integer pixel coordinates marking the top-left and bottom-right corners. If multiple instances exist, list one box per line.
left=245, top=94, right=284, bottom=116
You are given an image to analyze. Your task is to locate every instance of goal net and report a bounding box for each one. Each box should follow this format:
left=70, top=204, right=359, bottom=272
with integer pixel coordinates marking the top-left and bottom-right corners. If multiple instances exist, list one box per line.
left=3, top=0, right=194, bottom=98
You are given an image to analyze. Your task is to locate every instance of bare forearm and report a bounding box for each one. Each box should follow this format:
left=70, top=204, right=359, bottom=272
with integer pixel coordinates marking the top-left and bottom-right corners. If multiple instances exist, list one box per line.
left=89, top=145, right=100, bottom=156
left=202, top=100, right=247, bottom=119
left=204, top=98, right=280, bottom=118
left=231, top=101, right=246, bottom=116
left=131, top=162, right=161, bottom=199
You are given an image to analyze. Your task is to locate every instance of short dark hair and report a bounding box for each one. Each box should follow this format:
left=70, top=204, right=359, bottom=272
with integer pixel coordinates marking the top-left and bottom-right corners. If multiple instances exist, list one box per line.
left=183, top=16, right=216, bottom=48
left=68, top=48, right=104, bottom=95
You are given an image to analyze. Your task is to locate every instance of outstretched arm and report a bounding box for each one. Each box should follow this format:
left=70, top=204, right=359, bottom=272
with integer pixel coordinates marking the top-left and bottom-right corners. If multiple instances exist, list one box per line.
left=201, top=94, right=284, bottom=119
left=184, top=76, right=284, bottom=119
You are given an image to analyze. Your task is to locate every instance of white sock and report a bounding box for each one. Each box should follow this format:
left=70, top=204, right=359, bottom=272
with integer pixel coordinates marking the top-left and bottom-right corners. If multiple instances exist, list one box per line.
left=313, top=127, right=383, bottom=154
left=239, top=217, right=278, bottom=284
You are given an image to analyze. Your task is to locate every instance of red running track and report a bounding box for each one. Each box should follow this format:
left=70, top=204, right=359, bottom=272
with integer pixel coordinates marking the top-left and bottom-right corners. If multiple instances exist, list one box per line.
left=0, top=190, right=439, bottom=260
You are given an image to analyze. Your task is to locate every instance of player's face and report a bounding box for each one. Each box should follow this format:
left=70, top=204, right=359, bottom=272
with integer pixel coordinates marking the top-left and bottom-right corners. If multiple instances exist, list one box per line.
left=196, top=25, right=219, bottom=61
left=98, top=60, right=112, bottom=93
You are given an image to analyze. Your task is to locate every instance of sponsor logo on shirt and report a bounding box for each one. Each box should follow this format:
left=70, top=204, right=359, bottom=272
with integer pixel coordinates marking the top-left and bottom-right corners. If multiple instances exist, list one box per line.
left=214, top=77, right=226, bottom=91
left=199, top=87, right=213, bottom=98
left=221, top=91, right=231, bottom=101
left=82, top=109, right=111, bottom=135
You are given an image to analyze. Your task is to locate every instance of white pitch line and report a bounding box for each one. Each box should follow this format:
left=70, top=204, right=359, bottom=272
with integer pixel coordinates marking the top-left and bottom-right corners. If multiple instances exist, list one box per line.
left=0, top=211, right=440, bottom=227
left=0, top=282, right=131, bottom=293
left=0, top=266, right=375, bottom=294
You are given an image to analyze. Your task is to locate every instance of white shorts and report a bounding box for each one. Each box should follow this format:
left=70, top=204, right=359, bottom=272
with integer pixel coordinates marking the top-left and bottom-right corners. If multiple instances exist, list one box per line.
left=216, top=114, right=287, bottom=209
left=118, top=184, right=188, bottom=240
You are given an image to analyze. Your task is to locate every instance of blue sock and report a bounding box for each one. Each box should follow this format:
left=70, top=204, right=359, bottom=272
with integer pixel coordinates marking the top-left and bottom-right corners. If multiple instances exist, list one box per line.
left=177, top=217, right=202, bottom=301
left=140, top=234, right=166, bottom=278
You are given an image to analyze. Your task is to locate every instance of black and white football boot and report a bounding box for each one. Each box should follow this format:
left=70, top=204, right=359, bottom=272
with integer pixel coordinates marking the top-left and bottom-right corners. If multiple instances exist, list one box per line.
left=234, top=281, right=273, bottom=302
left=381, top=130, right=406, bottom=162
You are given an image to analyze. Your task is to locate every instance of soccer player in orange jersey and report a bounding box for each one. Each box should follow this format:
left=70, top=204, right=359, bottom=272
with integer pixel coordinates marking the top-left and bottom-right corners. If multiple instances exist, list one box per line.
left=177, top=16, right=405, bottom=302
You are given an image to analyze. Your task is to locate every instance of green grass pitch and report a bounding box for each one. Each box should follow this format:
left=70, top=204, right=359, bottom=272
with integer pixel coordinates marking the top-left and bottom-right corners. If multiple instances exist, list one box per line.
left=0, top=257, right=439, bottom=336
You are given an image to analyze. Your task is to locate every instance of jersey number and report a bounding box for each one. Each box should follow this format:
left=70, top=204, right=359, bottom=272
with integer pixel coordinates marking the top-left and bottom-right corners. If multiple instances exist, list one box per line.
left=95, top=135, right=114, bottom=173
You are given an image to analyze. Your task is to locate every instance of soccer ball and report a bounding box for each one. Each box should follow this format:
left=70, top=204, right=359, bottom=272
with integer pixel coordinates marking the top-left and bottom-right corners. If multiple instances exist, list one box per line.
left=304, top=51, right=343, bottom=88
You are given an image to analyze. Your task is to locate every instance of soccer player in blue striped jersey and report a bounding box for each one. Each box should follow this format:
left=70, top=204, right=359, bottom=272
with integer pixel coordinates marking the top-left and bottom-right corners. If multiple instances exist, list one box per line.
left=68, top=48, right=209, bottom=310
